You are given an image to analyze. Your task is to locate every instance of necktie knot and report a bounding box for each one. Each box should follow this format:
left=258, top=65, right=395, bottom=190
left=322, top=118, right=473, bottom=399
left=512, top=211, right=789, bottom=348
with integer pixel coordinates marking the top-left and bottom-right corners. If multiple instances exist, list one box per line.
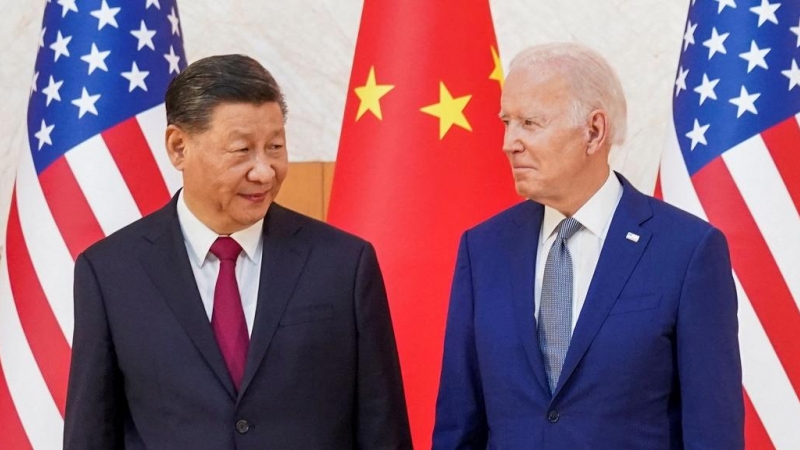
left=210, top=237, right=242, bottom=262
left=556, top=217, right=582, bottom=243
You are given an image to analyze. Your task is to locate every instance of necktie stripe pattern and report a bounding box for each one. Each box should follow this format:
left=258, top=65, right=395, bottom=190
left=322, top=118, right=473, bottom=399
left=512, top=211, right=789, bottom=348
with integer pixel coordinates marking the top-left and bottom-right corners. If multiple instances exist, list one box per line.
left=538, top=217, right=582, bottom=394
left=210, top=237, right=249, bottom=391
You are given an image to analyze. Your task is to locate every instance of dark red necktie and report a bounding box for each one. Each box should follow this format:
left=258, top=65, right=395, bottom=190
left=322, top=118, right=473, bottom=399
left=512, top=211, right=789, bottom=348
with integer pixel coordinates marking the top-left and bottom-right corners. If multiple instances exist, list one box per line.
left=209, top=237, right=249, bottom=391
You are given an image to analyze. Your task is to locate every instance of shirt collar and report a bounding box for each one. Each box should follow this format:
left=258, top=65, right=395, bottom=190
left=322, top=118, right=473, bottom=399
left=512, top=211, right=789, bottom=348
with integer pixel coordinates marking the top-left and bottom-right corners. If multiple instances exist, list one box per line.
left=176, top=190, right=264, bottom=267
left=541, top=170, right=622, bottom=240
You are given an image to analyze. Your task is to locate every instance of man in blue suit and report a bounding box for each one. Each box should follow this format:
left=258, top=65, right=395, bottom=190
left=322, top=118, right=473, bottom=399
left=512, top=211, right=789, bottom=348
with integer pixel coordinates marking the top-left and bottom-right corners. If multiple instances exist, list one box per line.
left=433, top=43, right=743, bottom=449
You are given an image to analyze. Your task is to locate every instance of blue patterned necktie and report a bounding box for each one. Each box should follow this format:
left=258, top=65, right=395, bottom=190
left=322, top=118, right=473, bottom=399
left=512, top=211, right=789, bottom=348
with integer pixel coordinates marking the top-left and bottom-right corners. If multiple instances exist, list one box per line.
left=538, top=217, right=582, bottom=394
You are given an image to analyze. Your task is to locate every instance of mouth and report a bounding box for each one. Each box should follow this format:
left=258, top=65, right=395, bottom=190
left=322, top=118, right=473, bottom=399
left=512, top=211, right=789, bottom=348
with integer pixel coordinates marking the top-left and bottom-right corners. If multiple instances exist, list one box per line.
left=239, top=192, right=268, bottom=202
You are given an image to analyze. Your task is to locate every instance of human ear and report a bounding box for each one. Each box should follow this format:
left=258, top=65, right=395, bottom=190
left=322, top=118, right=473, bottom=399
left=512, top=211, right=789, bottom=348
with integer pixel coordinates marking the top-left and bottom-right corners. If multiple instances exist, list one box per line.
left=585, top=109, right=608, bottom=155
left=165, top=125, right=188, bottom=171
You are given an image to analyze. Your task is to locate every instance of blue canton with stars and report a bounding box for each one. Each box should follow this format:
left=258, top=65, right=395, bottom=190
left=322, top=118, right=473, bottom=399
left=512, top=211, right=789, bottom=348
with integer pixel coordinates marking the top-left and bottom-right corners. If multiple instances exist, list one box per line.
left=674, top=0, right=800, bottom=175
left=28, top=0, right=187, bottom=175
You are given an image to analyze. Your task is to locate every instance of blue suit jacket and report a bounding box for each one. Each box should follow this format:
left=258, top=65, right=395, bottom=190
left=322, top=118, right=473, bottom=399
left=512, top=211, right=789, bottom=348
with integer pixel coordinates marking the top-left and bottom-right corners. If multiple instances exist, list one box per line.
left=433, top=174, right=743, bottom=449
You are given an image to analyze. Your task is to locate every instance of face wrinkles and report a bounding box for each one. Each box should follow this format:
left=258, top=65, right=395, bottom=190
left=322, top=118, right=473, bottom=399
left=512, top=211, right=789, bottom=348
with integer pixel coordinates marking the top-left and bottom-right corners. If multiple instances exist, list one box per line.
left=501, top=67, right=592, bottom=211
left=177, top=101, right=289, bottom=235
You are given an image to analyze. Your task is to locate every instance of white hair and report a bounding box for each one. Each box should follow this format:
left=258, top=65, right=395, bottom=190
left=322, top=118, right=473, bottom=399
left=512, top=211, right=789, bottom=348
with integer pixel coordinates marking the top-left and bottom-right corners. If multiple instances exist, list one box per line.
left=508, top=42, right=628, bottom=147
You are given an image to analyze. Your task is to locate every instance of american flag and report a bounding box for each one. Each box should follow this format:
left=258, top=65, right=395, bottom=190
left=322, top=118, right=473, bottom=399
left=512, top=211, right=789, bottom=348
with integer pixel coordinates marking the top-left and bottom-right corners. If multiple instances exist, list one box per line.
left=658, top=0, right=800, bottom=448
left=0, top=0, right=185, bottom=447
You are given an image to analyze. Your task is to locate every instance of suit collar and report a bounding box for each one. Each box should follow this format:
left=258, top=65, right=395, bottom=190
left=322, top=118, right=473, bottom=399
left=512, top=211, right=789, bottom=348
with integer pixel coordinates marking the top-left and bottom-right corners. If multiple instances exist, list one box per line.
left=552, top=173, right=653, bottom=399
left=138, top=195, right=311, bottom=401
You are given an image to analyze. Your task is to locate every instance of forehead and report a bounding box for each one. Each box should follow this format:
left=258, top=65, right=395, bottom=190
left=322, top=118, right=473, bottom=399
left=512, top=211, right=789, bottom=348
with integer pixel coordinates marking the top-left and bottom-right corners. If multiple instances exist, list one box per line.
left=500, top=67, right=572, bottom=115
left=206, top=101, right=285, bottom=135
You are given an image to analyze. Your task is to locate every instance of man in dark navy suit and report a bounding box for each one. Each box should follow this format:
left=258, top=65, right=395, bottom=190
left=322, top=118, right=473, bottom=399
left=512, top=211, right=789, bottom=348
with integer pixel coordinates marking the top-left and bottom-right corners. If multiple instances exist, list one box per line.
left=64, top=54, right=411, bottom=450
left=433, top=43, right=743, bottom=449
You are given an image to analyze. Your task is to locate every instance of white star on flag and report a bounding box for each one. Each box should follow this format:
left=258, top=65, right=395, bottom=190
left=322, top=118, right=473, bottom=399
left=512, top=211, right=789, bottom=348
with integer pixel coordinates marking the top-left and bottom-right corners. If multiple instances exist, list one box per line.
left=81, top=43, right=111, bottom=74
left=729, top=86, right=760, bottom=117
left=30, top=71, right=39, bottom=94
left=90, top=0, right=121, bottom=30
left=703, top=27, right=729, bottom=60
left=50, top=31, right=72, bottom=62
left=781, top=60, right=800, bottom=90
left=739, top=40, right=770, bottom=72
left=164, top=45, right=181, bottom=74
left=130, top=20, right=157, bottom=51
left=121, top=62, right=150, bottom=92
left=684, top=21, right=697, bottom=51
left=145, top=0, right=161, bottom=9
left=34, top=119, right=55, bottom=150
left=56, top=0, right=78, bottom=18
left=675, top=66, right=689, bottom=97
left=750, top=0, right=780, bottom=27
left=167, top=7, right=181, bottom=36
left=71, top=87, right=101, bottom=118
left=41, top=75, right=64, bottom=106
left=685, top=119, right=710, bottom=150
left=694, top=74, right=720, bottom=105
left=716, top=0, right=737, bottom=13
left=39, top=27, right=46, bottom=48
left=791, top=18, right=800, bottom=47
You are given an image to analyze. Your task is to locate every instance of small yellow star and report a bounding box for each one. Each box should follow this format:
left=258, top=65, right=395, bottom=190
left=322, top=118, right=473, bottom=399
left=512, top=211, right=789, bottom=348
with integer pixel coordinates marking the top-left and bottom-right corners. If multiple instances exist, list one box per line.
left=420, top=82, right=472, bottom=139
left=489, top=46, right=503, bottom=88
left=354, top=66, right=394, bottom=121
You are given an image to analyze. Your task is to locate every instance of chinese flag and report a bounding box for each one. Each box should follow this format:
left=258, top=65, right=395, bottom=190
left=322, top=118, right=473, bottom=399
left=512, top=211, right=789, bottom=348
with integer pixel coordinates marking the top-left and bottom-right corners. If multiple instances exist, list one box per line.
left=327, top=0, right=519, bottom=446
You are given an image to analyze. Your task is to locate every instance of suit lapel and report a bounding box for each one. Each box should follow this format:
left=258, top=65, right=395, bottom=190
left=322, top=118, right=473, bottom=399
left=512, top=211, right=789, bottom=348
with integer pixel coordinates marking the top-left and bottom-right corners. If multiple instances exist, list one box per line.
left=238, top=204, right=310, bottom=398
left=508, top=202, right=550, bottom=394
left=553, top=176, right=653, bottom=399
left=138, top=195, right=237, bottom=400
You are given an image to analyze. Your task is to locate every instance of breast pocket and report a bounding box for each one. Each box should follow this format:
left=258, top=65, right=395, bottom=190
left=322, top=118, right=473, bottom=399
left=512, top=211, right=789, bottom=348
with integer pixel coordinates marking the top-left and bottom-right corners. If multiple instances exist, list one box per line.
left=278, top=304, right=335, bottom=327
left=608, top=293, right=662, bottom=315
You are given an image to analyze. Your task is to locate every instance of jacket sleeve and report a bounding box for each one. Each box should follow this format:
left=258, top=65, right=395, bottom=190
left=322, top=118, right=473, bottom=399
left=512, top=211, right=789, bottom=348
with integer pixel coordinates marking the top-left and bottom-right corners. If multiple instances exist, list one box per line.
left=354, top=242, right=413, bottom=450
left=677, top=227, right=744, bottom=449
left=432, top=232, right=488, bottom=449
left=63, top=253, right=126, bottom=450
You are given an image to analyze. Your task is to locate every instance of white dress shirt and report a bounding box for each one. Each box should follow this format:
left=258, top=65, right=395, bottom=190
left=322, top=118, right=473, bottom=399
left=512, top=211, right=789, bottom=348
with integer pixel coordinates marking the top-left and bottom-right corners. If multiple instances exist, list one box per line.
left=176, top=191, right=263, bottom=336
left=534, top=171, right=623, bottom=332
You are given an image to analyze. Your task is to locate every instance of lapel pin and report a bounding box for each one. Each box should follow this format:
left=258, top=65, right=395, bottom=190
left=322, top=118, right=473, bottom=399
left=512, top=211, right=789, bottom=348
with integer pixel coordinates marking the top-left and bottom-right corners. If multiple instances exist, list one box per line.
left=626, top=232, right=640, bottom=243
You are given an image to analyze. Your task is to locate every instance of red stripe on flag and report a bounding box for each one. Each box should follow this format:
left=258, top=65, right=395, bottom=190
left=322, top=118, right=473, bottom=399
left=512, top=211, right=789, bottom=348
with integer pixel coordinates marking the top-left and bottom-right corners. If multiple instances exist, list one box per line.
left=653, top=171, right=663, bottom=200
left=38, top=157, right=105, bottom=260
left=761, top=117, right=800, bottom=212
left=743, top=388, right=775, bottom=450
left=0, top=356, right=32, bottom=450
left=694, top=159, right=800, bottom=400
left=6, top=192, right=71, bottom=417
left=102, top=118, right=171, bottom=216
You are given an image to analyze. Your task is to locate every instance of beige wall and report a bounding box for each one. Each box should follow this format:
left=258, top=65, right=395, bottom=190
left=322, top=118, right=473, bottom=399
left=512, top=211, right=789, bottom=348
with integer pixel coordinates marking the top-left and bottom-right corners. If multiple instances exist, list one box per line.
left=276, top=162, right=335, bottom=221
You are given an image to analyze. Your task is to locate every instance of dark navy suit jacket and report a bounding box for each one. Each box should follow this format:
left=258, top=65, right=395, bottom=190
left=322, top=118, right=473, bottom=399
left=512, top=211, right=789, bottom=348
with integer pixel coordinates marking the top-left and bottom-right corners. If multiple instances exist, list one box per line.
left=433, top=174, right=743, bottom=449
left=64, top=195, right=411, bottom=449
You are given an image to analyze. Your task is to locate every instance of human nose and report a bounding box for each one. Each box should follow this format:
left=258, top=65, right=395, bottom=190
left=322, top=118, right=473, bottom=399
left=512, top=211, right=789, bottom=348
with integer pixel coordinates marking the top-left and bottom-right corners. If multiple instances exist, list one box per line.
left=247, top=152, right=276, bottom=184
left=502, top=123, right=523, bottom=154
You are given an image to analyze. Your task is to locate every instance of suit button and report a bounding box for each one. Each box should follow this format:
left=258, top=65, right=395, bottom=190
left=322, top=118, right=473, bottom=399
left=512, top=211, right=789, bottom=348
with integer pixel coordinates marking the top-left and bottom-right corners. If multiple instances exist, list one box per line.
left=235, top=419, right=250, bottom=434
left=547, top=411, right=560, bottom=423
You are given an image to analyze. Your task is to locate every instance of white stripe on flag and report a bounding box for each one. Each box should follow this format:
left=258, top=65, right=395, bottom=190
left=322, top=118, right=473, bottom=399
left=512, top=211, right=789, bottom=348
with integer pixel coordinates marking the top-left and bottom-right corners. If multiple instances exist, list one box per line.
left=65, top=135, right=142, bottom=236
left=16, top=133, right=75, bottom=343
left=735, top=273, right=800, bottom=447
left=659, top=127, right=708, bottom=221
left=723, top=135, right=800, bottom=311
left=138, top=104, right=183, bottom=195
left=0, top=259, right=64, bottom=450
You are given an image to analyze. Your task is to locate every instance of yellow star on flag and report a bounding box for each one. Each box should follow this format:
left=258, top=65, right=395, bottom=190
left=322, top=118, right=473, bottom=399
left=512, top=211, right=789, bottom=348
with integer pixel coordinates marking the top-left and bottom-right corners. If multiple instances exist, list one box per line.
left=489, top=46, right=503, bottom=88
left=354, top=66, right=394, bottom=121
left=420, top=81, right=472, bottom=139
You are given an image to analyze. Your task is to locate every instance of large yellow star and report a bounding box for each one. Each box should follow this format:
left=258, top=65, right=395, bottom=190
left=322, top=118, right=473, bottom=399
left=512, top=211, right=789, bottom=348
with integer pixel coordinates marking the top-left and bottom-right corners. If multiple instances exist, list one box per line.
left=354, top=66, right=394, bottom=121
left=489, top=46, right=504, bottom=88
left=420, top=82, right=472, bottom=139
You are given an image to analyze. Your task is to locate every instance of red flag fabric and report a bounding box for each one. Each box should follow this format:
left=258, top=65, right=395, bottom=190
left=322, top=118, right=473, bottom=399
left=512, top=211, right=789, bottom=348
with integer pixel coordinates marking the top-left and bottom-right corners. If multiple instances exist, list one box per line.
left=327, top=1, right=519, bottom=446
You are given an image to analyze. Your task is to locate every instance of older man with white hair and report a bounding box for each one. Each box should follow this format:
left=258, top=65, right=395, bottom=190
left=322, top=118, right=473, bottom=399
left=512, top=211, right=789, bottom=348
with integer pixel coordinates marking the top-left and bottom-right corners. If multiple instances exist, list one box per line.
left=433, top=42, right=743, bottom=449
